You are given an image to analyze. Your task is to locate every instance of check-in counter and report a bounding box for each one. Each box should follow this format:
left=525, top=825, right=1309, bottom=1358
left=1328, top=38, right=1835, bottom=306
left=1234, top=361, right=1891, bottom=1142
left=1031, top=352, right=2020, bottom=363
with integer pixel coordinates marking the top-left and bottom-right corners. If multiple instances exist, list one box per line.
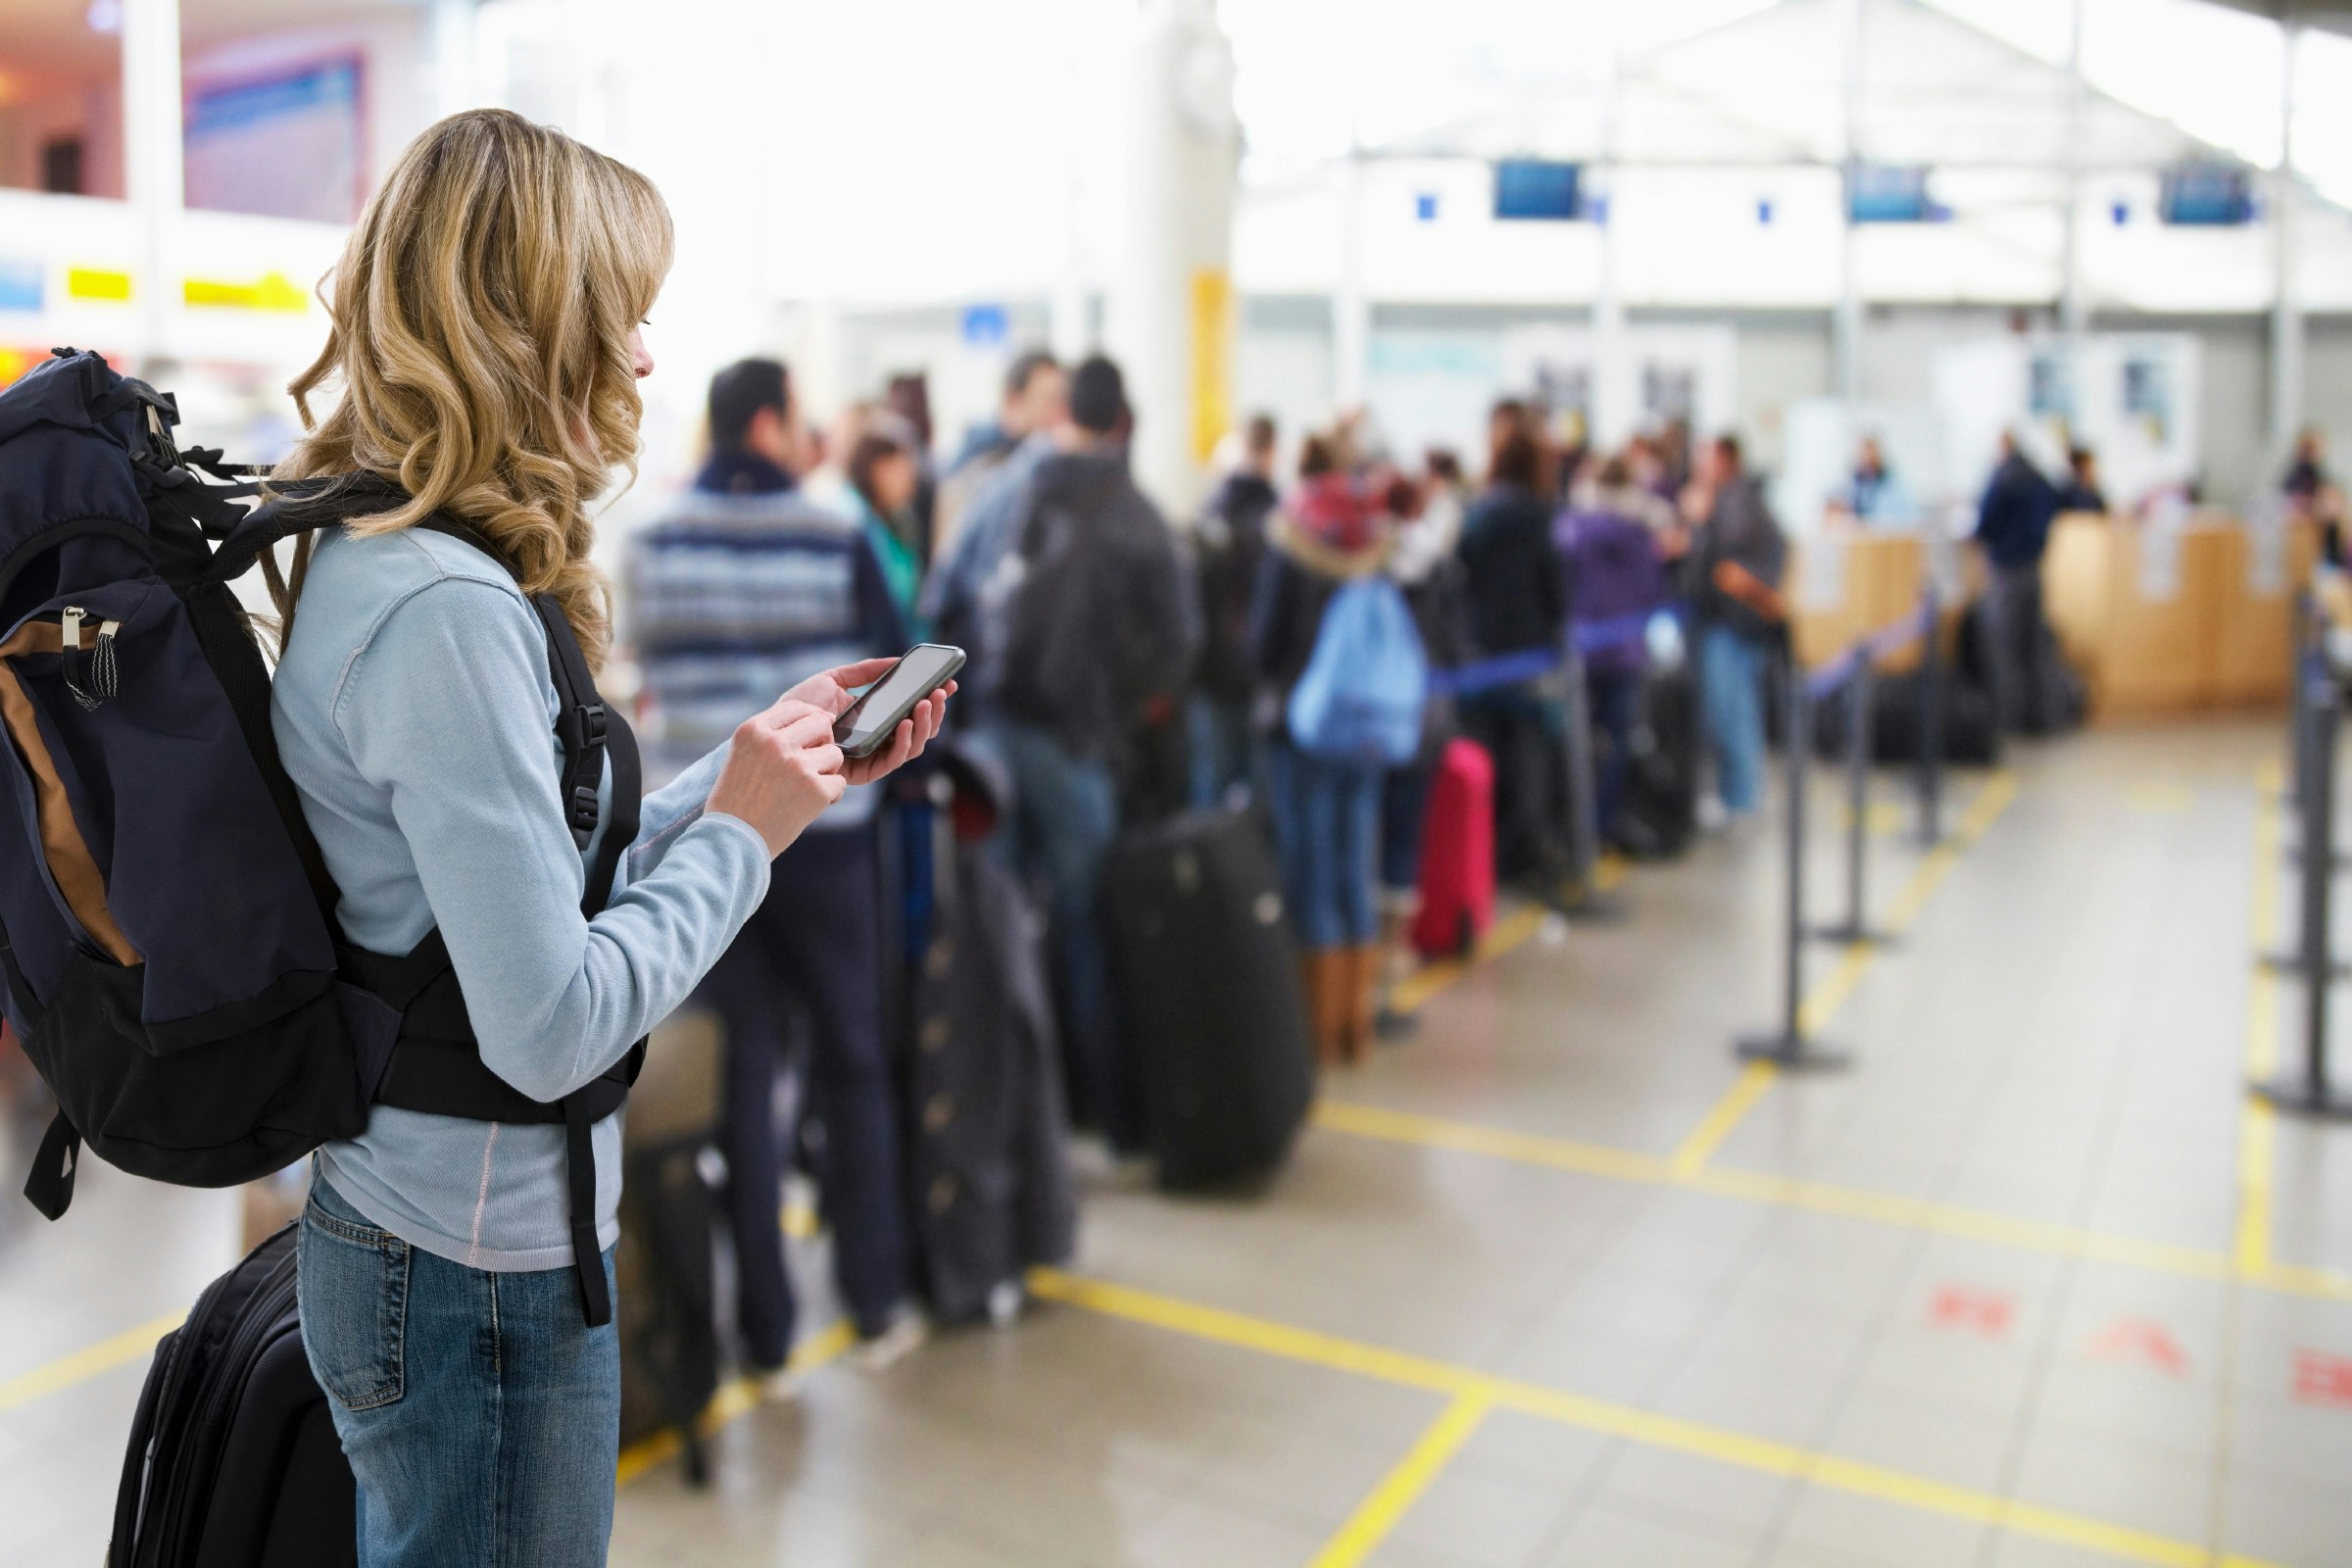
left=2042, top=513, right=2313, bottom=719
left=1790, top=529, right=1930, bottom=672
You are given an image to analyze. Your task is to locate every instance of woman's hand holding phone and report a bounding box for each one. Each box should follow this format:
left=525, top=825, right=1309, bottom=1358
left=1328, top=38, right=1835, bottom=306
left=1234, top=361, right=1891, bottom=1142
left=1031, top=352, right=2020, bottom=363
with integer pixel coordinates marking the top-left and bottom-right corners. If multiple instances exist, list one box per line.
left=707, top=660, right=954, bottom=857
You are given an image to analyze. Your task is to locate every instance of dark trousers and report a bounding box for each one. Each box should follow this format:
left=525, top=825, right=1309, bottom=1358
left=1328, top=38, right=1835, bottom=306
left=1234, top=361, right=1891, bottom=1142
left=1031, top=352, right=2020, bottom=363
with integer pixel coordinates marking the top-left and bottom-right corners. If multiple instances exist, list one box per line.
left=1984, top=563, right=2050, bottom=736
left=695, top=825, right=906, bottom=1362
left=1587, top=665, right=1641, bottom=844
left=1464, top=684, right=1570, bottom=892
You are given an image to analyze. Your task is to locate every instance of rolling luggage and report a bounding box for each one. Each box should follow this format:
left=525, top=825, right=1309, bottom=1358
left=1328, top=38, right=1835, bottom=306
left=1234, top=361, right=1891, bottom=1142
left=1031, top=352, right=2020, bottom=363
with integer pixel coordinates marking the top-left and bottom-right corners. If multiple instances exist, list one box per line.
left=1615, top=666, right=1699, bottom=860
left=614, top=1009, right=725, bottom=1485
left=109, top=1222, right=357, bottom=1568
left=1813, top=672, right=2002, bottom=768
left=896, top=748, right=1077, bottom=1324
left=1101, top=810, right=1315, bottom=1190
left=1410, top=738, right=1495, bottom=958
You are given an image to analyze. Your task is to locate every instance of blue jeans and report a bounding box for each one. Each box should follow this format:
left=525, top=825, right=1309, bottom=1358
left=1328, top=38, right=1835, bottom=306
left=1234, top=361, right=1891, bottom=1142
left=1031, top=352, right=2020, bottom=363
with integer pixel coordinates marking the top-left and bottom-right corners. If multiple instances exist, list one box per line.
left=1380, top=757, right=1434, bottom=898
left=1189, top=694, right=1258, bottom=811
left=1699, top=623, right=1770, bottom=814
left=989, top=720, right=1129, bottom=1145
left=1587, top=664, right=1641, bottom=842
left=1267, top=739, right=1383, bottom=950
left=298, top=1178, right=618, bottom=1567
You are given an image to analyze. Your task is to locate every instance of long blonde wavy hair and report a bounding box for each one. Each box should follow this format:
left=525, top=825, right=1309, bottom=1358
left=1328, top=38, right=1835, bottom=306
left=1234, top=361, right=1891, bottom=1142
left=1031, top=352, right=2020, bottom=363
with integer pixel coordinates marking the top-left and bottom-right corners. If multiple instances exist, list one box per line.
left=269, top=109, right=673, bottom=670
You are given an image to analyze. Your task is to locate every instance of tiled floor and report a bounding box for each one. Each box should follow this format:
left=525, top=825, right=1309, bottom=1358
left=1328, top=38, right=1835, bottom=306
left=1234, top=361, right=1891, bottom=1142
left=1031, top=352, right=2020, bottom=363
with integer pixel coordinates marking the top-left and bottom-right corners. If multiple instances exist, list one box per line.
left=3, top=720, right=2349, bottom=1566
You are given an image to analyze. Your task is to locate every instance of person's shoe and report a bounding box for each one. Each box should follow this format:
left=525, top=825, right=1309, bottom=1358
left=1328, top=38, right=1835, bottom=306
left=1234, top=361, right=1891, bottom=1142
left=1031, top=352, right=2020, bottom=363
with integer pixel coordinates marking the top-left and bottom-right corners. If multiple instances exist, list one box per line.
left=849, top=1310, right=930, bottom=1372
left=756, top=1363, right=806, bottom=1404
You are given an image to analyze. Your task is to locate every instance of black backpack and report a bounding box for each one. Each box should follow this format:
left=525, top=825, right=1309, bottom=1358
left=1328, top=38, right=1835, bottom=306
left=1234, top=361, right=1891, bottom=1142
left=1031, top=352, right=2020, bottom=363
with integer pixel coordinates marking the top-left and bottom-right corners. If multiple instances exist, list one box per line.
left=110, top=1224, right=356, bottom=1568
left=0, top=348, right=639, bottom=1323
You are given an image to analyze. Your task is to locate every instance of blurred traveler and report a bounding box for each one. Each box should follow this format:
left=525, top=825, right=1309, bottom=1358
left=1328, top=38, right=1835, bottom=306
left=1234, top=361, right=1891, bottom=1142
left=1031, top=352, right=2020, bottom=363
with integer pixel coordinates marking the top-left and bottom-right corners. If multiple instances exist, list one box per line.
left=2282, top=427, right=2345, bottom=564
left=1379, top=468, right=1472, bottom=1004
left=1690, top=435, right=1788, bottom=819
left=921, top=358, right=1072, bottom=721
left=1972, top=431, right=2061, bottom=735
left=1845, top=434, right=1917, bottom=526
left=1557, top=454, right=1671, bottom=843
left=934, top=349, right=1066, bottom=562
left=1456, top=426, right=1574, bottom=892
left=270, top=111, right=942, bottom=1566
left=1192, top=412, right=1281, bottom=808
left=629, top=358, right=931, bottom=1390
left=884, top=370, right=939, bottom=564
left=2057, top=445, right=2107, bottom=514
left=839, top=404, right=930, bottom=635
left=1252, top=440, right=1420, bottom=1063
left=991, top=355, right=1193, bottom=1148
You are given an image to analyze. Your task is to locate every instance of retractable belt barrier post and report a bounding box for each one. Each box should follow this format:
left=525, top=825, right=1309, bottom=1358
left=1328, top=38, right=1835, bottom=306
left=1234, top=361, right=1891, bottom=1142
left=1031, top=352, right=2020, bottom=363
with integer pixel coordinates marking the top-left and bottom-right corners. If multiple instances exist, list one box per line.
left=1914, top=583, right=1946, bottom=849
left=2264, top=637, right=2351, bottom=978
left=2255, top=659, right=2352, bottom=1117
left=1735, top=653, right=1849, bottom=1069
left=1808, top=657, right=1896, bottom=949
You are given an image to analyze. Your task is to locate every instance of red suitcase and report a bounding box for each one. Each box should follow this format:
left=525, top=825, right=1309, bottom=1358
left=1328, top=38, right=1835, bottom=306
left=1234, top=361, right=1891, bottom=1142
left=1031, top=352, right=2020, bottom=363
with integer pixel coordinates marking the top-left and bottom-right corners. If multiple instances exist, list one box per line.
left=1411, top=738, right=1495, bottom=958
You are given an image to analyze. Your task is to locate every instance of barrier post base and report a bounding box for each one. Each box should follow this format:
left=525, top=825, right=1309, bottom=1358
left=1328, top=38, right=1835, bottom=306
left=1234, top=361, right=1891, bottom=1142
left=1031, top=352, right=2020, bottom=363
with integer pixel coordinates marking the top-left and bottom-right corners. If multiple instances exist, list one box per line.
left=1735, top=1031, right=1851, bottom=1070
left=2250, top=1071, right=2352, bottom=1119
left=2259, top=950, right=2350, bottom=978
left=1807, top=922, right=1898, bottom=949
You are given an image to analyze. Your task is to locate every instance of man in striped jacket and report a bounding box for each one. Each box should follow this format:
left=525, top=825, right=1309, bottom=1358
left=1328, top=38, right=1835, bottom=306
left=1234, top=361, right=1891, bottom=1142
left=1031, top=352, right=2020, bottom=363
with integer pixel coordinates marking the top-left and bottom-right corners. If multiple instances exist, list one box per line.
left=625, top=358, right=926, bottom=1384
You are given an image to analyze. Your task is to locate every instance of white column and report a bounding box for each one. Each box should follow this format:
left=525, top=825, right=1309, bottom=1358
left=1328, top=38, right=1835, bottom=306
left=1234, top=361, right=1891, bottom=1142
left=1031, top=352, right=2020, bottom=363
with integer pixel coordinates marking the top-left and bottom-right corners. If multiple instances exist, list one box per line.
left=122, top=0, right=184, bottom=367
left=1103, top=0, right=1241, bottom=514
left=429, top=0, right=478, bottom=120
left=2272, top=22, right=2304, bottom=456
left=1332, top=147, right=1370, bottom=413
left=1051, top=172, right=1091, bottom=362
left=1592, top=35, right=1627, bottom=449
left=2059, top=0, right=2088, bottom=344
left=1832, top=0, right=1865, bottom=408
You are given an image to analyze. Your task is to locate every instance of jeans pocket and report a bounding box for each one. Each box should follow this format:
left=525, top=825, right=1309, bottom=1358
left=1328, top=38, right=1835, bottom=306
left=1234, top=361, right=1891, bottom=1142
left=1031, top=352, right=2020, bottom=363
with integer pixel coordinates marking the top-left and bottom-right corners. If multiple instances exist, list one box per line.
left=296, top=1197, right=411, bottom=1411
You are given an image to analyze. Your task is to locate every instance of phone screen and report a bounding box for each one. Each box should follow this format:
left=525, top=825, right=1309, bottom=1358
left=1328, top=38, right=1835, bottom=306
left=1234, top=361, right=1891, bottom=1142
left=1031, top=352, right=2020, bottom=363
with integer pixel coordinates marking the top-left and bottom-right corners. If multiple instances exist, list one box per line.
left=832, top=644, right=964, bottom=756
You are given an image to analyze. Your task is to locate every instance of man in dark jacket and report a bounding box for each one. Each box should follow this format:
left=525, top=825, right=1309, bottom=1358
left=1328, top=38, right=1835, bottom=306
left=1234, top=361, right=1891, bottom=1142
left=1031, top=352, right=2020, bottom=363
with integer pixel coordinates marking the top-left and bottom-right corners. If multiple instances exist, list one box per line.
left=1191, top=412, right=1280, bottom=808
left=1689, top=435, right=1788, bottom=820
left=1974, top=432, right=2061, bottom=734
left=989, top=355, right=1193, bottom=1151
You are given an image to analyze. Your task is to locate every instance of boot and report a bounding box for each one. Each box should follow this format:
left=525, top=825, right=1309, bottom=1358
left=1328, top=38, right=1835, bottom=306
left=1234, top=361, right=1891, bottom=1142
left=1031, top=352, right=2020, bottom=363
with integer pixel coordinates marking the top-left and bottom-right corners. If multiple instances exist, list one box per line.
left=1298, top=950, right=1347, bottom=1068
left=1339, top=944, right=1383, bottom=1065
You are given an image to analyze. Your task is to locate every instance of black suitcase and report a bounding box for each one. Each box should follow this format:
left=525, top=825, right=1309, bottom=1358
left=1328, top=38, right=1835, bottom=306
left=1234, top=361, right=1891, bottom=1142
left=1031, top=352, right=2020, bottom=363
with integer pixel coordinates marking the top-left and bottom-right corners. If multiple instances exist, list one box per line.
left=1100, top=810, right=1314, bottom=1190
left=898, top=778, right=1078, bottom=1324
left=614, top=1009, right=724, bottom=1486
left=1615, top=666, right=1699, bottom=859
left=110, top=1224, right=357, bottom=1568
left=1815, top=672, right=2003, bottom=768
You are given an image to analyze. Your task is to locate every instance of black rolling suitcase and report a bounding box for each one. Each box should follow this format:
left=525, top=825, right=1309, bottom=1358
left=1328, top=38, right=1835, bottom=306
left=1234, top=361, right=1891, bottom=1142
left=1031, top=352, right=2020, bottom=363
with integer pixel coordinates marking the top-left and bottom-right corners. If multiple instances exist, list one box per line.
left=1615, top=665, right=1699, bottom=859
left=110, top=1224, right=356, bottom=1568
left=1101, top=810, right=1314, bottom=1190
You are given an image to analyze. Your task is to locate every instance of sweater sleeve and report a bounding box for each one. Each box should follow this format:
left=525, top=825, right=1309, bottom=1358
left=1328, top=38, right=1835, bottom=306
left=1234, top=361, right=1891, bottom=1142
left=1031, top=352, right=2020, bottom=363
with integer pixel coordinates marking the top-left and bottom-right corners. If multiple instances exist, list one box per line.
left=336, top=576, right=771, bottom=1102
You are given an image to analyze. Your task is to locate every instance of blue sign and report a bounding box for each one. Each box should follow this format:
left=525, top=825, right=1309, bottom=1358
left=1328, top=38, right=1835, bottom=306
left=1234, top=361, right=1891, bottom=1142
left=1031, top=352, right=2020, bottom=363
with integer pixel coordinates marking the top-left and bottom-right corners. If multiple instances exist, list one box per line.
left=1848, top=165, right=1933, bottom=223
left=1494, top=161, right=1583, bottom=221
left=1414, top=192, right=1439, bottom=222
left=0, top=259, right=41, bottom=312
left=2159, top=165, right=2254, bottom=226
left=960, top=304, right=1008, bottom=348
left=1756, top=198, right=1774, bottom=225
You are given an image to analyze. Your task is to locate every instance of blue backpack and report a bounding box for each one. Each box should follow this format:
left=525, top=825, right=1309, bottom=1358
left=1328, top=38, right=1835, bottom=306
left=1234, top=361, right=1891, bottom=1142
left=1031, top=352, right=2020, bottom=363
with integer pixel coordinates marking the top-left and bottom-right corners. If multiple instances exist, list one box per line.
left=0, top=349, right=639, bottom=1324
left=1285, top=575, right=1430, bottom=765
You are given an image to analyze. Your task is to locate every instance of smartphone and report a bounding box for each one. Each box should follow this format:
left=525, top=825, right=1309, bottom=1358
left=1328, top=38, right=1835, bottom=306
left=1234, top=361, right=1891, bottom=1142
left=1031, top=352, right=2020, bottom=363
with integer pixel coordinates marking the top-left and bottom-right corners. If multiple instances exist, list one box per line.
left=832, top=644, right=965, bottom=759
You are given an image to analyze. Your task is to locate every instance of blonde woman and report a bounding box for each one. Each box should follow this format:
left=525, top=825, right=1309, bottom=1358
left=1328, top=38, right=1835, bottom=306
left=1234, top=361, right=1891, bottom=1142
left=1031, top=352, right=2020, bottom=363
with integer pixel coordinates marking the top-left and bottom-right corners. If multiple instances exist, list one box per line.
left=266, top=110, right=945, bottom=1563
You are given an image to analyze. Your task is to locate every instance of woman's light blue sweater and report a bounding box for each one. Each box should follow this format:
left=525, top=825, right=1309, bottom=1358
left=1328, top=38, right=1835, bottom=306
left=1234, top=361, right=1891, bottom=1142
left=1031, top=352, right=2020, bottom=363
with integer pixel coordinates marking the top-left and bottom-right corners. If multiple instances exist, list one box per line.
left=270, top=525, right=772, bottom=1270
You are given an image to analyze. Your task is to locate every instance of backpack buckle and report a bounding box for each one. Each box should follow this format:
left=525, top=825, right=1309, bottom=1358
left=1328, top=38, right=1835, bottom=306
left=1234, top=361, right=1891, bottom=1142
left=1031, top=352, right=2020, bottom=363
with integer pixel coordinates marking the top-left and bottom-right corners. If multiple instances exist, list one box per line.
left=568, top=784, right=600, bottom=839
left=579, top=702, right=608, bottom=748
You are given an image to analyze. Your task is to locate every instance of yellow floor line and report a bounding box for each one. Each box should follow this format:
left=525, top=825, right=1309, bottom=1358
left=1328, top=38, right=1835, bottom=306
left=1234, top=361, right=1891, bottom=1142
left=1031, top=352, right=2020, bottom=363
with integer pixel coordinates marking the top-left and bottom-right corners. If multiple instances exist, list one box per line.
left=1303, top=1392, right=1494, bottom=1568
left=1029, top=1269, right=2286, bottom=1568
left=1311, top=1099, right=2351, bottom=1304
left=1670, top=770, right=2020, bottom=1176
left=1669, top=1062, right=1778, bottom=1176
left=2237, top=763, right=2282, bottom=1276
left=1388, top=903, right=1548, bottom=1016
left=0, top=1312, right=180, bottom=1414
left=613, top=1318, right=856, bottom=1487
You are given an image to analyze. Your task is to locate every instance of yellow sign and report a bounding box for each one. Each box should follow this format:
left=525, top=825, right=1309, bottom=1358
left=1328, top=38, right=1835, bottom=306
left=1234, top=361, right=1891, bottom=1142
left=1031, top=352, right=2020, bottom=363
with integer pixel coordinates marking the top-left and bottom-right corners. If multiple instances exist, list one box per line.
left=67, top=269, right=131, bottom=302
left=183, top=271, right=308, bottom=313
left=1189, top=267, right=1234, bottom=465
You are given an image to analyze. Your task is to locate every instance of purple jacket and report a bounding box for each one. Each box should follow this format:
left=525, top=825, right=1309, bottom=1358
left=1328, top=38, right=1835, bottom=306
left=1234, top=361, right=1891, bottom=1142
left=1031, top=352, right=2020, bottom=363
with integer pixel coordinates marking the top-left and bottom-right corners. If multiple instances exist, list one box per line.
left=1554, top=491, right=1668, bottom=675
